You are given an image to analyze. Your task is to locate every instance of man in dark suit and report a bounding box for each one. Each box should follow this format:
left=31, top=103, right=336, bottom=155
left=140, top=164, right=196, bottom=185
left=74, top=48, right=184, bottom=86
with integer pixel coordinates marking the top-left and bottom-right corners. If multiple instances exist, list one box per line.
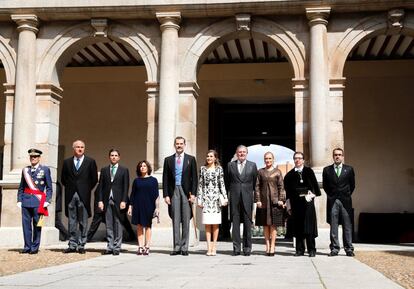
left=97, top=149, right=129, bottom=255
left=163, top=136, right=197, bottom=256
left=323, top=148, right=356, bottom=257
left=17, top=148, right=53, bottom=254
left=225, top=145, right=258, bottom=256
left=61, top=140, right=98, bottom=254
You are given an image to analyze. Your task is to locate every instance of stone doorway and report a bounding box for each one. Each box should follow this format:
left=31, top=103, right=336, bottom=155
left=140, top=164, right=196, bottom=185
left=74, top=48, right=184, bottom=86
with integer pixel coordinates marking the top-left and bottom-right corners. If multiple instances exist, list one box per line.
left=209, top=101, right=295, bottom=165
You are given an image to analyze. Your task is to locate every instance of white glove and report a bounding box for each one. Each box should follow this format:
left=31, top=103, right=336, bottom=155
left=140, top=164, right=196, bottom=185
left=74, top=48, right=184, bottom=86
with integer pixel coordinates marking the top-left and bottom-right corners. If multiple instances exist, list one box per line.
left=43, top=202, right=50, bottom=208
left=305, top=191, right=316, bottom=202
left=17, top=202, right=22, bottom=209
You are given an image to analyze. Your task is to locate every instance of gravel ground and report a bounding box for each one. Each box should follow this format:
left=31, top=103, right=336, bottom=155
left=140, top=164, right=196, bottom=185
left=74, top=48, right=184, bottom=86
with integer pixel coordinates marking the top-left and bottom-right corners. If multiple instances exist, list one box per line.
left=1, top=248, right=413, bottom=289
left=0, top=249, right=101, bottom=277
left=355, top=251, right=414, bottom=289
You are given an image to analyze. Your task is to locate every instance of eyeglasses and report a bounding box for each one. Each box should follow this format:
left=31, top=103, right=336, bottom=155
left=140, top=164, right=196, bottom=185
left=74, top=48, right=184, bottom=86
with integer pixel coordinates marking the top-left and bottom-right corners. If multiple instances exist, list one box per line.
left=334, top=154, right=343, bottom=156
left=293, top=157, right=303, bottom=160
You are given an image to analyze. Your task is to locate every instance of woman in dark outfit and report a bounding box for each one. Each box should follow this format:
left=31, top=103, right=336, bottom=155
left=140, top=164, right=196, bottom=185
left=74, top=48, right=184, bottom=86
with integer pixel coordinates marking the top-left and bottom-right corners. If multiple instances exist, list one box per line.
left=128, top=160, right=159, bottom=255
left=284, top=152, right=321, bottom=257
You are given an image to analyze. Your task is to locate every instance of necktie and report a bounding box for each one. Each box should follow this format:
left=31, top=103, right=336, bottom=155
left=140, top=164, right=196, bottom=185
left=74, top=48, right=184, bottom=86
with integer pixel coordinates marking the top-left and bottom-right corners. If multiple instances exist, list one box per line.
left=75, top=158, right=80, bottom=171
left=177, top=155, right=181, bottom=165
left=335, top=166, right=340, bottom=177
left=239, top=162, right=244, bottom=174
left=111, top=165, right=116, bottom=179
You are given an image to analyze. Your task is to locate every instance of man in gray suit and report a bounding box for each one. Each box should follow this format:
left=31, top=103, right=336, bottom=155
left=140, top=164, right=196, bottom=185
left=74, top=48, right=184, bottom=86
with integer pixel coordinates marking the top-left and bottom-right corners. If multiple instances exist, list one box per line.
left=98, top=149, right=129, bottom=255
left=226, top=145, right=258, bottom=256
left=163, top=136, right=198, bottom=256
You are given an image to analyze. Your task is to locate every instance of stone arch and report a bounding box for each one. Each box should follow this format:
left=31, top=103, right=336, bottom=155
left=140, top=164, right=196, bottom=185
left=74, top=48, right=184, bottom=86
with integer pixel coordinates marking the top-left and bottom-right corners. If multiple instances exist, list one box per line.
left=330, top=12, right=414, bottom=79
left=37, top=21, right=159, bottom=87
left=0, top=35, right=16, bottom=85
left=181, top=17, right=306, bottom=82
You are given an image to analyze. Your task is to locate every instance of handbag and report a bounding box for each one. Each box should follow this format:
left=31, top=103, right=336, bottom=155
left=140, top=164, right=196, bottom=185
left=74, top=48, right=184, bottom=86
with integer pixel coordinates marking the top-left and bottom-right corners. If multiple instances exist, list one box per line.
left=219, top=194, right=228, bottom=207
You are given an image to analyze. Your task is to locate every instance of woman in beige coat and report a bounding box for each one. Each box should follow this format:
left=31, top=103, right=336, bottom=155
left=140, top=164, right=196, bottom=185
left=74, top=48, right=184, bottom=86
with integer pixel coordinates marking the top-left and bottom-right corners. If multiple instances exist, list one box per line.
left=255, top=152, right=286, bottom=256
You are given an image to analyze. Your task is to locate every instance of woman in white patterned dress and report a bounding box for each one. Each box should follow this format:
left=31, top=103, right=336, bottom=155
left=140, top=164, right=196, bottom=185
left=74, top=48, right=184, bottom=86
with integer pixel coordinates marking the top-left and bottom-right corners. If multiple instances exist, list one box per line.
left=197, top=150, right=228, bottom=256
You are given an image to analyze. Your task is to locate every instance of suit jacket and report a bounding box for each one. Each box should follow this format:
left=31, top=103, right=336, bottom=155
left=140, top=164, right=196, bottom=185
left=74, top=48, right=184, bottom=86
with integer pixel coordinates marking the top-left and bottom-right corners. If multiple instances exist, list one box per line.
left=322, top=164, right=355, bottom=224
left=226, top=160, right=258, bottom=221
left=97, top=164, right=129, bottom=215
left=162, top=153, right=198, bottom=218
left=61, top=155, right=98, bottom=217
left=17, top=164, right=53, bottom=208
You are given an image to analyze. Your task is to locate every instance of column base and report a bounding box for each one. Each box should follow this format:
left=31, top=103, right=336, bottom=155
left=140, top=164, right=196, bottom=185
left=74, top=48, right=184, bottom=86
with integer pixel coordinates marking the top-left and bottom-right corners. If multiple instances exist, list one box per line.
left=0, top=226, right=60, bottom=248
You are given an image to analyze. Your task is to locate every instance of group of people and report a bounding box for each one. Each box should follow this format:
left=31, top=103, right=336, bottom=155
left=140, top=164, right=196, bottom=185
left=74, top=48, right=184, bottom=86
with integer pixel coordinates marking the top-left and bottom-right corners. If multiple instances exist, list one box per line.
left=17, top=137, right=355, bottom=259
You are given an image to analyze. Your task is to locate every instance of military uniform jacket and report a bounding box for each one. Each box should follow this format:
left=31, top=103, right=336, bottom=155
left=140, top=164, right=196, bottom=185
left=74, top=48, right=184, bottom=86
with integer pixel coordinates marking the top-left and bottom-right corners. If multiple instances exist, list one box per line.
left=17, top=164, right=53, bottom=208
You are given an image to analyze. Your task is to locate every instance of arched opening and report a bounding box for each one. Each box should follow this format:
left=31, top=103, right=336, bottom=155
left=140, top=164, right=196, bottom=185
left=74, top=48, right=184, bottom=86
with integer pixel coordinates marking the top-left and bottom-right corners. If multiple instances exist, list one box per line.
left=343, top=30, right=414, bottom=243
left=197, top=36, right=295, bottom=165
left=57, top=37, right=148, bottom=171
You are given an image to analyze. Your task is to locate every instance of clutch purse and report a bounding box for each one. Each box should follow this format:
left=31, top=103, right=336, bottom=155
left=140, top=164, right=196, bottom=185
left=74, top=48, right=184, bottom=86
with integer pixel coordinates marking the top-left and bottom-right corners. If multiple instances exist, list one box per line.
left=219, top=194, right=228, bottom=207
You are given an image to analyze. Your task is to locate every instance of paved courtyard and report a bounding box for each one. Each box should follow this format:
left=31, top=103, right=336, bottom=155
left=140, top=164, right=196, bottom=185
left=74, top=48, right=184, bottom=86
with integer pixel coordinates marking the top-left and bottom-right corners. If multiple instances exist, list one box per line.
left=0, top=239, right=409, bottom=289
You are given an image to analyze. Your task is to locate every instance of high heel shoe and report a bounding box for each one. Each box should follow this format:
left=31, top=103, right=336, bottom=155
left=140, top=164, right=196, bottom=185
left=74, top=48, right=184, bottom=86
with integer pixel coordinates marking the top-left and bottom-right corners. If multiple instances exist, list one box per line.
left=143, top=247, right=150, bottom=256
left=137, top=247, right=144, bottom=255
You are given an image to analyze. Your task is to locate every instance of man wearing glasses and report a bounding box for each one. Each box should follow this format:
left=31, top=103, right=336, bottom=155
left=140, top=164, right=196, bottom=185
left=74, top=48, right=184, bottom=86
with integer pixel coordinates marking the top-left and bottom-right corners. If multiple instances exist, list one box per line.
left=323, top=148, right=356, bottom=257
left=284, top=151, right=320, bottom=257
left=17, top=149, right=53, bottom=254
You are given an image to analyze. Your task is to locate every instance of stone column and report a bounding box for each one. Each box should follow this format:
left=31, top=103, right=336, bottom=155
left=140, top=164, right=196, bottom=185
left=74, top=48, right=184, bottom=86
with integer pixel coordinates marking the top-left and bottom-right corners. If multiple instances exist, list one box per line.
left=328, top=78, right=346, bottom=150
left=10, top=14, right=39, bottom=172
left=145, top=81, right=159, bottom=171
left=156, top=12, right=181, bottom=170
left=306, top=8, right=331, bottom=169
left=292, top=79, right=309, bottom=156
left=176, top=82, right=199, bottom=156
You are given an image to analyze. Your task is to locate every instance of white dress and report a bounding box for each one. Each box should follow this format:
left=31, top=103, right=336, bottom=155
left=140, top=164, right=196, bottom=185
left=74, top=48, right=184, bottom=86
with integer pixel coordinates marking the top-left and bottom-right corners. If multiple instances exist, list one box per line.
left=197, top=166, right=228, bottom=224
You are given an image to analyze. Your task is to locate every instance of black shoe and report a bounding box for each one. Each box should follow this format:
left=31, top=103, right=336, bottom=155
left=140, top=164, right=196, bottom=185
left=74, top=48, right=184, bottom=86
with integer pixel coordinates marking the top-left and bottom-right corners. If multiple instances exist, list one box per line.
left=170, top=251, right=180, bottom=256
left=294, top=252, right=304, bottom=256
left=243, top=252, right=251, bottom=256
left=113, top=251, right=120, bottom=256
left=29, top=250, right=39, bottom=254
left=181, top=251, right=189, bottom=256
left=63, top=248, right=77, bottom=254
left=232, top=251, right=241, bottom=256
left=78, top=248, right=86, bottom=254
left=103, top=250, right=113, bottom=255
left=268, top=252, right=275, bottom=257
left=346, top=251, right=355, bottom=257
left=21, top=249, right=30, bottom=254
left=309, top=251, right=316, bottom=257
left=328, top=251, right=338, bottom=257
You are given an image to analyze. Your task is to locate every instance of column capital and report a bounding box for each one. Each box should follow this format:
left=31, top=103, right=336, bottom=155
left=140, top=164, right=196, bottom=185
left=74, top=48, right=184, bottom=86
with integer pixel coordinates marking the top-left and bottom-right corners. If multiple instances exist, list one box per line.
left=306, top=7, right=330, bottom=26
left=156, top=12, right=181, bottom=31
left=11, top=14, right=39, bottom=34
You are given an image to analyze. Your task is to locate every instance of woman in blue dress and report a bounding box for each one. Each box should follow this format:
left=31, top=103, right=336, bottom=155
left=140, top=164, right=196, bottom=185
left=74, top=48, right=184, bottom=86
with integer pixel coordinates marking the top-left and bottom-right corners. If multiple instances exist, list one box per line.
left=127, top=160, right=159, bottom=255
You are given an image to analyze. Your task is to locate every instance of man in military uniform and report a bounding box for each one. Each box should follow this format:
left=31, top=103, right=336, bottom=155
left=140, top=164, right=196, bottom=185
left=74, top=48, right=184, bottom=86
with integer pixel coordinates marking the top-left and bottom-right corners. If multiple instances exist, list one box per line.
left=17, top=148, right=53, bottom=254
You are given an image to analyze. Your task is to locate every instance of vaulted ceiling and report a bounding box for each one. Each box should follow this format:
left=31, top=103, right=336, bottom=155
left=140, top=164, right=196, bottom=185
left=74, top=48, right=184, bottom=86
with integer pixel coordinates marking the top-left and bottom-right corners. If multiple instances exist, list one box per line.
left=0, top=33, right=413, bottom=69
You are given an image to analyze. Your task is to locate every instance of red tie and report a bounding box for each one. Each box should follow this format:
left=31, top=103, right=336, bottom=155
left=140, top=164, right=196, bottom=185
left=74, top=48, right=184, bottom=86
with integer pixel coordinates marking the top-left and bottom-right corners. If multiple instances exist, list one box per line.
left=177, top=155, right=181, bottom=165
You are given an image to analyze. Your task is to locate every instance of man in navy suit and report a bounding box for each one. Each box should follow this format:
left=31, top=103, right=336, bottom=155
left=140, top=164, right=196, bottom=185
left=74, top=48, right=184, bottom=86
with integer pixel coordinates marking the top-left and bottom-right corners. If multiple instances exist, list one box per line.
left=98, top=149, right=129, bottom=255
left=17, top=148, right=53, bottom=254
left=163, top=136, right=198, bottom=256
left=323, top=148, right=356, bottom=257
left=61, top=140, right=98, bottom=254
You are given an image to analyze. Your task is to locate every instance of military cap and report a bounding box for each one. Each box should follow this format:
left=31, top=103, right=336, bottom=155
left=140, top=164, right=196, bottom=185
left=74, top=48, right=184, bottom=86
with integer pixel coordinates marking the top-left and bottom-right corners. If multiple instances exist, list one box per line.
left=28, top=148, right=42, bottom=156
